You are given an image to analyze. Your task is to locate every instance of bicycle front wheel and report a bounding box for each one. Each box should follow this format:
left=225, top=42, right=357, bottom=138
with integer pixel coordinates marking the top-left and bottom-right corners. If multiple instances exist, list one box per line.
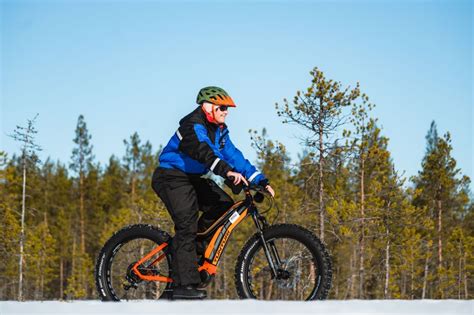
left=234, top=224, right=332, bottom=300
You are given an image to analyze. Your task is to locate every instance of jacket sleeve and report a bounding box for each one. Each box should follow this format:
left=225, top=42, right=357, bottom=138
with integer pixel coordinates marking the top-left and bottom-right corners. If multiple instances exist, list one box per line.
left=177, top=123, right=233, bottom=178
left=221, top=132, right=267, bottom=185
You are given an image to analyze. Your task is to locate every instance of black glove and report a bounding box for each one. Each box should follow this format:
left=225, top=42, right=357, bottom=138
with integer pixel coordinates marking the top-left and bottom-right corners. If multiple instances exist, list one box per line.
left=257, top=178, right=269, bottom=187
left=224, top=177, right=243, bottom=194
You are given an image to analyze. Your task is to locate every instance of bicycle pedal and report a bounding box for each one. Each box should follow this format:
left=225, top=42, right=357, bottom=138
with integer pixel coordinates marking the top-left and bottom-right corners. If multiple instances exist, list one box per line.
left=198, top=269, right=214, bottom=287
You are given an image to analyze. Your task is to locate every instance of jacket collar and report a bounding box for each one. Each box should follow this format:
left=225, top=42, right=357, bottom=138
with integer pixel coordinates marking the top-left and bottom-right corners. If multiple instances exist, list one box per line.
left=179, top=106, right=228, bottom=131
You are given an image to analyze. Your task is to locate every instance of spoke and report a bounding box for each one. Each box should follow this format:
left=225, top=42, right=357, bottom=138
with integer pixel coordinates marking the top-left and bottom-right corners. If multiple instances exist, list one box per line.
left=248, top=237, right=318, bottom=300
left=108, top=238, right=170, bottom=300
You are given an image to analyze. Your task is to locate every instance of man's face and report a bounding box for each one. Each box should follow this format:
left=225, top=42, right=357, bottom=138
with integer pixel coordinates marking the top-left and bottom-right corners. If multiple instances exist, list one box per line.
left=213, top=105, right=229, bottom=124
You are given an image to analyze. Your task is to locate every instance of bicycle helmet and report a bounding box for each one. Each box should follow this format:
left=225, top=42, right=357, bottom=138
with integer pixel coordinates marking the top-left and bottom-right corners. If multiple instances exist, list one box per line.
left=196, top=86, right=236, bottom=107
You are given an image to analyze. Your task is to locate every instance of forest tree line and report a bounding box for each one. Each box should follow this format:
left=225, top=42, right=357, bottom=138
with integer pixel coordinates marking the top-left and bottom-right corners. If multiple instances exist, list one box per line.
left=0, top=68, right=472, bottom=300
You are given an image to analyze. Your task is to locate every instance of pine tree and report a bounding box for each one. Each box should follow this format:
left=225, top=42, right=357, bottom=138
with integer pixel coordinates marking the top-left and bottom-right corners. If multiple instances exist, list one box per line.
left=97, top=156, right=128, bottom=242
left=24, top=219, right=57, bottom=300
left=8, top=115, right=42, bottom=300
left=445, top=227, right=472, bottom=298
left=276, top=67, right=361, bottom=241
left=123, top=132, right=164, bottom=224
left=69, top=114, right=94, bottom=298
left=47, top=162, right=73, bottom=299
left=70, top=115, right=94, bottom=256
left=345, top=97, right=374, bottom=298
left=346, top=102, right=407, bottom=299
left=99, top=155, right=127, bottom=214
left=0, top=152, right=21, bottom=299
left=412, top=121, right=471, bottom=298
left=321, top=143, right=357, bottom=299
left=123, top=132, right=142, bottom=207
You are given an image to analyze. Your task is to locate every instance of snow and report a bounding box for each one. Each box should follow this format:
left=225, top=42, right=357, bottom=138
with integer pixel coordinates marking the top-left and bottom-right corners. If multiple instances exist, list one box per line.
left=1, top=300, right=472, bottom=315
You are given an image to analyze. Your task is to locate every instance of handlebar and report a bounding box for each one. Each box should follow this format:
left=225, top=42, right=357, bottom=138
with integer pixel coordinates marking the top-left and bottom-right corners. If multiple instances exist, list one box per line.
left=225, top=175, right=272, bottom=199
left=226, top=176, right=278, bottom=220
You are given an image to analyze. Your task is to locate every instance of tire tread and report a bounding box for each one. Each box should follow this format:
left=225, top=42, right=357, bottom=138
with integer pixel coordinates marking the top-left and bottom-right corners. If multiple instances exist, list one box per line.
left=234, top=224, right=332, bottom=300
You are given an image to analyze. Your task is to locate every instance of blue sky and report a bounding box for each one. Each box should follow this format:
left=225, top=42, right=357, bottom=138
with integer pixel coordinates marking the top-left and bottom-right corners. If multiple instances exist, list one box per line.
left=1, top=0, right=472, bottom=186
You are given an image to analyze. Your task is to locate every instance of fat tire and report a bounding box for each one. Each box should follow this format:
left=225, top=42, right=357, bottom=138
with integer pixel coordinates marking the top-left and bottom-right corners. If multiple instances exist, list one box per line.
left=234, top=224, right=332, bottom=300
left=95, top=224, right=172, bottom=301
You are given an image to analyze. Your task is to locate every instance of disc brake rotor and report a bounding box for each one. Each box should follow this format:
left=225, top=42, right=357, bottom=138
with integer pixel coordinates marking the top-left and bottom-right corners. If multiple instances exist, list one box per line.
left=275, top=255, right=303, bottom=289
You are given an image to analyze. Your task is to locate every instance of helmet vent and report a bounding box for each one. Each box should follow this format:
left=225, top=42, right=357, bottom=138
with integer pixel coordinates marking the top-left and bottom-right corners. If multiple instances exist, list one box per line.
left=196, top=86, right=235, bottom=107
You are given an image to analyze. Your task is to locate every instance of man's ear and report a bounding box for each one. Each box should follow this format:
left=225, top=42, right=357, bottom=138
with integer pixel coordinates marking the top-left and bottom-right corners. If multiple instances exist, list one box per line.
left=202, top=102, right=214, bottom=114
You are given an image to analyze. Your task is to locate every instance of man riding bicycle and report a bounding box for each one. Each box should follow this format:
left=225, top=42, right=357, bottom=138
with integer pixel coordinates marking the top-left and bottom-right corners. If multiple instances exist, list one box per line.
left=151, top=86, right=275, bottom=299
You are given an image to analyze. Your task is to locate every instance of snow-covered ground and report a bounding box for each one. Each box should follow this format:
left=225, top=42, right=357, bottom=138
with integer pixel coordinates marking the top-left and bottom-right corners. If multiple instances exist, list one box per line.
left=1, top=300, right=472, bottom=315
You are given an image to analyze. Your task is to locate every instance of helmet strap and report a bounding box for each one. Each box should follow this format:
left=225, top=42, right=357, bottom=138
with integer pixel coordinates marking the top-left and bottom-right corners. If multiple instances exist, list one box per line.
left=201, top=103, right=221, bottom=125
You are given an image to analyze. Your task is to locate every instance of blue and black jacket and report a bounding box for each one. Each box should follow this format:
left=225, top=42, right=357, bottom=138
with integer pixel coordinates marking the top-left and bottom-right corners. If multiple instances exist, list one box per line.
left=159, top=107, right=267, bottom=185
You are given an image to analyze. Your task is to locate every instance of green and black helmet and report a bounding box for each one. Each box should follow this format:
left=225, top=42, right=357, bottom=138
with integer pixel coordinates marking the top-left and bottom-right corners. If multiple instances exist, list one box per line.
left=196, top=86, right=236, bottom=107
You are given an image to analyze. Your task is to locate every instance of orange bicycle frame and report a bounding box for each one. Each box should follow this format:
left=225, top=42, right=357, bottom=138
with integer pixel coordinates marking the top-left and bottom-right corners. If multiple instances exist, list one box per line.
left=133, top=199, right=251, bottom=282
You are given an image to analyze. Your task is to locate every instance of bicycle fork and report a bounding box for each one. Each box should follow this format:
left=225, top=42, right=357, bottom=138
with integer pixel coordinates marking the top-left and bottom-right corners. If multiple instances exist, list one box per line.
left=251, top=212, right=283, bottom=279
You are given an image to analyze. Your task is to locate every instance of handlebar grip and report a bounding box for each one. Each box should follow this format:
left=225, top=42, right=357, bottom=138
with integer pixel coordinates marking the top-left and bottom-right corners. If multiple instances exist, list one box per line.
left=224, top=178, right=243, bottom=194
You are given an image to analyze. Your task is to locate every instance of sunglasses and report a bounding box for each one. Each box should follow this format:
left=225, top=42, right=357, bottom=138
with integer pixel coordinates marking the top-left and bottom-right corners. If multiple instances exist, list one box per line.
left=216, top=105, right=229, bottom=112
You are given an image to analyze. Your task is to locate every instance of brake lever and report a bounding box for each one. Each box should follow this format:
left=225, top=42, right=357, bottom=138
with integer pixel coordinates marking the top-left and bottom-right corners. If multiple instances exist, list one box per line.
left=254, top=191, right=265, bottom=203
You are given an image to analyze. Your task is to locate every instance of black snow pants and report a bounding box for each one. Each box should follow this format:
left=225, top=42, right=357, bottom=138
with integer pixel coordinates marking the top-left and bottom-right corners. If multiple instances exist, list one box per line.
left=151, top=167, right=234, bottom=286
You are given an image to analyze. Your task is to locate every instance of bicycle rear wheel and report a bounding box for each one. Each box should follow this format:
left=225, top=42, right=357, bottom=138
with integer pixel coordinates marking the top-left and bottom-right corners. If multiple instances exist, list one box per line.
left=95, top=224, right=173, bottom=301
left=235, top=224, right=332, bottom=300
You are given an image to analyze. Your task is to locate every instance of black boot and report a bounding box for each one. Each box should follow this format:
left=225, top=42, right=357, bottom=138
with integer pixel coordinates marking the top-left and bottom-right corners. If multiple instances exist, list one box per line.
left=159, top=288, right=173, bottom=300
left=172, top=284, right=207, bottom=300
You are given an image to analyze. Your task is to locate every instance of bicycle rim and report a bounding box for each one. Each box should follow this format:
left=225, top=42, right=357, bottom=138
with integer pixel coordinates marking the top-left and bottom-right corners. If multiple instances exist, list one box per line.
left=247, top=237, right=321, bottom=300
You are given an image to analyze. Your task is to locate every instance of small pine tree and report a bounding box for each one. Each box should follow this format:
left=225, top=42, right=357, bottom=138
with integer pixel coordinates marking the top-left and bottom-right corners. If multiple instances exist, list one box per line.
left=8, top=115, right=42, bottom=301
left=412, top=121, right=471, bottom=298
left=276, top=67, right=361, bottom=242
left=69, top=114, right=95, bottom=298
